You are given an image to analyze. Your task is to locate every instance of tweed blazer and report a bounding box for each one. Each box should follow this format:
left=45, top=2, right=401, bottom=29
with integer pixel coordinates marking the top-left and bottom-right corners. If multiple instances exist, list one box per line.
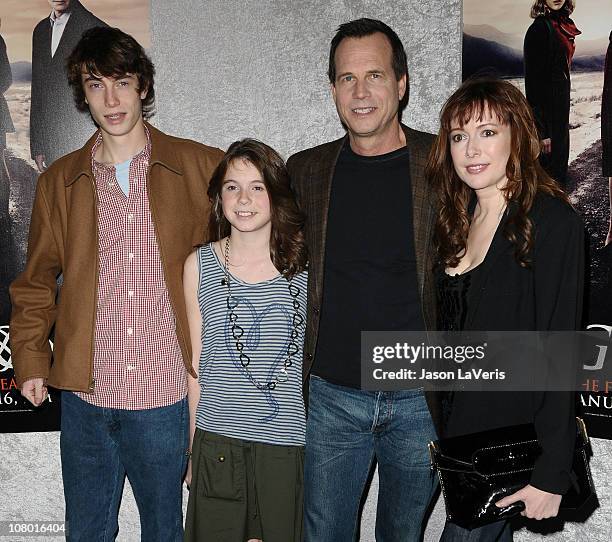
left=287, top=124, right=441, bottom=432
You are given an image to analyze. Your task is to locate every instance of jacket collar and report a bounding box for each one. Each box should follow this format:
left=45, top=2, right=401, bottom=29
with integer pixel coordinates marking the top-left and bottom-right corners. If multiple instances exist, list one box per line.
left=310, top=123, right=432, bottom=301
left=64, top=121, right=181, bottom=186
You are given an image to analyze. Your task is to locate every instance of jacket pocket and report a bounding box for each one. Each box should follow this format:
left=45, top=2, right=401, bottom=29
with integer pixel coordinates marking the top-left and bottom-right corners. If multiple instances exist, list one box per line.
left=197, top=438, right=245, bottom=501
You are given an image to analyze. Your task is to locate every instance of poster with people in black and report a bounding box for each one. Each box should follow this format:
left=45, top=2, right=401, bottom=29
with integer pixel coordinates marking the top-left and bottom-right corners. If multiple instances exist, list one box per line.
left=0, top=1, right=150, bottom=432
left=463, top=0, right=612, bottom=438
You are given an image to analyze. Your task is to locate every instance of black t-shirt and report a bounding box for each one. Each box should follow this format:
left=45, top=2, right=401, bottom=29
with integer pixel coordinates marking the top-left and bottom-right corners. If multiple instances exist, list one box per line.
left=312, top=141, right=425, bottom=389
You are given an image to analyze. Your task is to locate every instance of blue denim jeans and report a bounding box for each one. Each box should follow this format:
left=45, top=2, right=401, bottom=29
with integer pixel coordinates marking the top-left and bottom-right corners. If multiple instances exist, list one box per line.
left=60, top=392, right=189, bottom=542
left=303, top=375, right=437, bottom=542
left=440, top=520, right=512, bottom=541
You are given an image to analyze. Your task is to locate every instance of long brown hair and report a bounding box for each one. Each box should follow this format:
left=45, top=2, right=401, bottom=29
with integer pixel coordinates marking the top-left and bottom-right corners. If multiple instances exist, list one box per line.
left=426, top=77, right=568, bottom=269
left=207, top=139, right=307, bottom=278
left=530, top=0, right=575, bottom=18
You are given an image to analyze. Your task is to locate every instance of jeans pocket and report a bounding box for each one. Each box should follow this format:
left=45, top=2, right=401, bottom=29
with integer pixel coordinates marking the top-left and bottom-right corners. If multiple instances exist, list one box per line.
left=198, top=439, right=245, bottom=501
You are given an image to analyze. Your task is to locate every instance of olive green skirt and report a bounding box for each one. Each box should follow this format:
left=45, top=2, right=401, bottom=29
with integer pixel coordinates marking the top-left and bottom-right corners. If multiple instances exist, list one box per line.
left=184, top=429, right=304, bottom=542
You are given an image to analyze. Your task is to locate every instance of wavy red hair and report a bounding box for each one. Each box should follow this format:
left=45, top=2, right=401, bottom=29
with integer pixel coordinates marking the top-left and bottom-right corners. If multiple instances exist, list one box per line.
left=426, top=77, right=568, bottom=268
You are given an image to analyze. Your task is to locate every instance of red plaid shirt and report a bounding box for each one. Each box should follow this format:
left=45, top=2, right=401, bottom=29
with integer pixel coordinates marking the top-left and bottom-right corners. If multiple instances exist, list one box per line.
left=75, top=130, right=186, bottom=409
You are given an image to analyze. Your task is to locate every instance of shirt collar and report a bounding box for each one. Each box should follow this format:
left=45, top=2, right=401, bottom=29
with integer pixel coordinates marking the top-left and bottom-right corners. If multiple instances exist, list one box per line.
left=91, top=125, right=152, bottom=175
left=65, top=122, right=183, bottom=187
left=50, top=11, right=71, bottom=25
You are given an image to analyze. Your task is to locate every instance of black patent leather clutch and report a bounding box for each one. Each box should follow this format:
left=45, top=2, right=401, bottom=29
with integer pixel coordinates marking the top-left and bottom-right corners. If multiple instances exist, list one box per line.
left=428, top=417, right=595, bottom=529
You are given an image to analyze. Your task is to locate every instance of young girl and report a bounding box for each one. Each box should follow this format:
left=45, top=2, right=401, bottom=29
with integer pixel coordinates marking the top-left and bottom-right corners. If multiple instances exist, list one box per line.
left=427, top=77, right=584, bottom=541
left=183, top=139, right=308, bottom=542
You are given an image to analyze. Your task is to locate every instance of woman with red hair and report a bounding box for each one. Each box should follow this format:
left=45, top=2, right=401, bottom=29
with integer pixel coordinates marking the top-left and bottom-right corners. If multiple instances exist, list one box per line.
left=427, top=77, right=584, bottom=541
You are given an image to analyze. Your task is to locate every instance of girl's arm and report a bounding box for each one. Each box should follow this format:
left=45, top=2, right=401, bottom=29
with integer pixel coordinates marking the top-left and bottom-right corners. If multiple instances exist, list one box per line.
left=183, top=250, right=203, bottom=486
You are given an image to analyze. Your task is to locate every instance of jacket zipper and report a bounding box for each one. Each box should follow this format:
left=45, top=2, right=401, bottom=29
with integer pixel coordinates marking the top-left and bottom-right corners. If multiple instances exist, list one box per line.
left=88, top=175, right=100, bottom=392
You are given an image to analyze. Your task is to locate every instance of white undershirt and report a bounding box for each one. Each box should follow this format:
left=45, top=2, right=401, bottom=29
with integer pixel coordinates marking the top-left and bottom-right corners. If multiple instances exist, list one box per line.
left=50, top=11, right=72, bottom=57
left=115, top=158, right=131, bottom=196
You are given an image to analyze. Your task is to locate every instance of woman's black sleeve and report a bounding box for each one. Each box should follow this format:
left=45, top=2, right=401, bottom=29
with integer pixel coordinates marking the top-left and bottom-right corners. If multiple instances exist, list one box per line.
left=530, top=205, right=585, bottom=494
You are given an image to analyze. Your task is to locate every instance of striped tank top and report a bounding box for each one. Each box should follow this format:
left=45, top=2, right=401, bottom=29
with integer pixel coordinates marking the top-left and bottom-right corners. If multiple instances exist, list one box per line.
left=195, top=243, right=307, bottom=446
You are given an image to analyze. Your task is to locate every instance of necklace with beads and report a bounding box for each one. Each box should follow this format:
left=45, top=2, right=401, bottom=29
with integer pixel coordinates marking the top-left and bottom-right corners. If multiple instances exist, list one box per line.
left=222, top=237, right=303, bottom=390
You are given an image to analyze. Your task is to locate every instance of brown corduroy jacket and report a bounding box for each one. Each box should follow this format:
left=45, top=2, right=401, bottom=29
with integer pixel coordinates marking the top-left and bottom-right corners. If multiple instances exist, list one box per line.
left=9, top=123, right=223, bottom=392
left=286, top=124, right=441, bottom=434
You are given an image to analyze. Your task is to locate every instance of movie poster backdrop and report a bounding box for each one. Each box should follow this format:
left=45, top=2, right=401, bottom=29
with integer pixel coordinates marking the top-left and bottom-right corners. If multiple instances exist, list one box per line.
left=463, top=0, right=612, bottom=438
left=0, top=0, right=150, bottom=432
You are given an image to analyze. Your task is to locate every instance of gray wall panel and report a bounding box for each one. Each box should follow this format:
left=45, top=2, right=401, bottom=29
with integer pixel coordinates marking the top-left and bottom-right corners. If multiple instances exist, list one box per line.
left=150, top=0, right=462, bottom=155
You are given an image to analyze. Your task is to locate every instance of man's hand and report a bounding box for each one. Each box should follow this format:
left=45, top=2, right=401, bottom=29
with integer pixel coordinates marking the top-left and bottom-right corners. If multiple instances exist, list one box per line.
left=21, top=377, right=48, bottom=406
left=540, top=138, right=552, bottom=154
left=34, top=154, right=47, bottom=173
left=496, top=484, right=562, bottom=520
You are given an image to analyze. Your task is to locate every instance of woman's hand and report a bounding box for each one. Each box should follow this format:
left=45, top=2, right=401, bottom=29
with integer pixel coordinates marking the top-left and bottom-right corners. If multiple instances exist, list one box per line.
left=540, top=138, right=552, bottom=154
left=495, top=484, right=562, bottom=520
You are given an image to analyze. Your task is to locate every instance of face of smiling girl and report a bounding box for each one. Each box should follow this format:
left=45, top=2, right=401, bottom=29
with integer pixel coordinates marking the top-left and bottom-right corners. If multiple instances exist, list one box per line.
left=221, top=159, right=272, bottom=235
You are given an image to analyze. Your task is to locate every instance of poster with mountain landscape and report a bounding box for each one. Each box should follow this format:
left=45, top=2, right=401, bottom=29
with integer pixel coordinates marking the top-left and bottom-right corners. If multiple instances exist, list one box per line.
left=463, top=0, right=612, bottom=438
left=0, top=0, right=150, bottom=432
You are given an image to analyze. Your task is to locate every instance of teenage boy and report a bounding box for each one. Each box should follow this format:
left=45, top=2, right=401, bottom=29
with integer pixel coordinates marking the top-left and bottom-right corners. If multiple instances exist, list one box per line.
left=10, top=27, right=223, bottom=541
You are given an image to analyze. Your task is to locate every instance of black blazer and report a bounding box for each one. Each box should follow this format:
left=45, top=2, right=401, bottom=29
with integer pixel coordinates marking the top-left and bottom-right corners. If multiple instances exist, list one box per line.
left=443, top=194, right=585, bottom=494
left=29, top=1, right=107, bottom=164
left=287, top=126, right=442, bottom=433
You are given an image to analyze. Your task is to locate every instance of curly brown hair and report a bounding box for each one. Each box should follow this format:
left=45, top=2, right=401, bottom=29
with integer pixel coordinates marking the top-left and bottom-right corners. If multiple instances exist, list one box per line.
left=66, top=27, right=155, bottom=119
left=207, top=139, right=307, bottom=279
left=426, top=77, right=568, bottom=269
left=530, top=0, right=575, bottom=18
